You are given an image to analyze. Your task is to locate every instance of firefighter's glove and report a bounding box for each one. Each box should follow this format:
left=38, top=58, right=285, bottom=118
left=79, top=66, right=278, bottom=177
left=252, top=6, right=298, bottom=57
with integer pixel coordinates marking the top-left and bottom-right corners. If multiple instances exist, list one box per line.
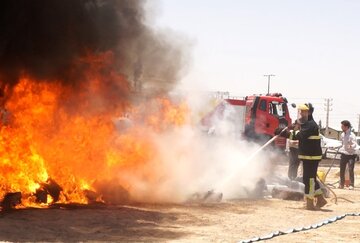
left=280, top=129, right=288, bottom=137
left=274, top=127, right=281, bottom=135
left=276, top=127, right=289, bottom=137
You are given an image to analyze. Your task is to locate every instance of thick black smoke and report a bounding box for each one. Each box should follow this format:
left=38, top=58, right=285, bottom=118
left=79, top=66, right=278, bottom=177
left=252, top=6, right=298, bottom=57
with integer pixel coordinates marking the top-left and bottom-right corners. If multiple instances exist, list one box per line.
left=0, top=0, right=186, bottom=94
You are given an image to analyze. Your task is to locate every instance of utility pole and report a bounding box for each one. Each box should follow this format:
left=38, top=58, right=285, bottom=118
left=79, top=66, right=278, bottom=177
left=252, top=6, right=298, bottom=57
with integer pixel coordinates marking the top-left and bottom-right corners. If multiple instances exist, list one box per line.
left=324, top=98, right=333, bottom=137
left=263, top=74, right=275, bottom=94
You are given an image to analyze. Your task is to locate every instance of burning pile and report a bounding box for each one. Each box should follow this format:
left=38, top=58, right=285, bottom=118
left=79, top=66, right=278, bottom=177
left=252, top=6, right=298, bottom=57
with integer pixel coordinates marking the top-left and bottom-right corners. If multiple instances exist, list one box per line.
left=0, top=0, right=188, bottom=210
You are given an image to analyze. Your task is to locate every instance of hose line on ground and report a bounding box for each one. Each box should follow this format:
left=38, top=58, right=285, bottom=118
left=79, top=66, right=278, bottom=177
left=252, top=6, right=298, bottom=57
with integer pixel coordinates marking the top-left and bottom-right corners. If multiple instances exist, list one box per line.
left=317, top=175, right=338, bottom=204
left=238, top=212, right=360, bottom=243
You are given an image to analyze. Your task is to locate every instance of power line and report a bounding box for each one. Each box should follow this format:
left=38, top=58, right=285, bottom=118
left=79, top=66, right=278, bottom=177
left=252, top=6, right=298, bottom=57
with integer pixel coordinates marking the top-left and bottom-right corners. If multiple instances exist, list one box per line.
left=324, top=98, right=333, bottom=136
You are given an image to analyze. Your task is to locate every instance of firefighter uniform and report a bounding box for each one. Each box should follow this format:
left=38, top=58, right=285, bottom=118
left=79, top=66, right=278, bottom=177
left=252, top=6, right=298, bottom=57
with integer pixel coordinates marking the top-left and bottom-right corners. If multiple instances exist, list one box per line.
left=288, top=129, right=300, bottom=180
left=295, top=104, right=325, bottom=210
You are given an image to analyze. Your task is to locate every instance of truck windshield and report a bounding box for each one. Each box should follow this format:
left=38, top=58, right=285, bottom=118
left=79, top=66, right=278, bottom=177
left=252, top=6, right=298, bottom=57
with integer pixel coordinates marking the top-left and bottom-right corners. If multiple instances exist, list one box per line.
left=269, top=102, right=286, bottom=117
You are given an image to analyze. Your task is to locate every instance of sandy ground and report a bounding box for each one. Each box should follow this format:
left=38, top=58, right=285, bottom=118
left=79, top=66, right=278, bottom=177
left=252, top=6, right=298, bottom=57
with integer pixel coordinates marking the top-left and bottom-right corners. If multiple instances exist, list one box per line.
left=1, top=159, right=360, bottom=242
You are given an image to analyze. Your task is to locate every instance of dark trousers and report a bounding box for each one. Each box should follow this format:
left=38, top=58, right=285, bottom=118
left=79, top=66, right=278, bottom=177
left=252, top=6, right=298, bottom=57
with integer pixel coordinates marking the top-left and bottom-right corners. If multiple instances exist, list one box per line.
left=288, top=148, right=300, bottom=180
left=340, top=154, right=356, bottom=187
left=302, top=159, right=321, bottom=197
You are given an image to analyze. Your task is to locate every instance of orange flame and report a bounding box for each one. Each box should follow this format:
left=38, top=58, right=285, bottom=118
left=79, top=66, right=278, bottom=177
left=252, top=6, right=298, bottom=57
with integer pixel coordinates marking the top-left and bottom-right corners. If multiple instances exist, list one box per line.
left=0, top=53, right=189, bottom=207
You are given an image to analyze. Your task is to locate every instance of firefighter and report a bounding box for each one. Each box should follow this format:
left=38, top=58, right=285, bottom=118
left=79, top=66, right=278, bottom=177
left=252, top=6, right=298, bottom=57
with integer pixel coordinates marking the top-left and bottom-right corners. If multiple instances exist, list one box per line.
left=295, top=103, right=327, bottom=210
left=287, top=120, right=300, bottom=180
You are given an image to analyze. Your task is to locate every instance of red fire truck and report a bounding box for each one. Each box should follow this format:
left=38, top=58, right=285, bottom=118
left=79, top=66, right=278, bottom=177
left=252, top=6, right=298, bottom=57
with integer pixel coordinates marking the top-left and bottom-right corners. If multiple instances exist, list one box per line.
left=201, top=92, right=292, bottom=146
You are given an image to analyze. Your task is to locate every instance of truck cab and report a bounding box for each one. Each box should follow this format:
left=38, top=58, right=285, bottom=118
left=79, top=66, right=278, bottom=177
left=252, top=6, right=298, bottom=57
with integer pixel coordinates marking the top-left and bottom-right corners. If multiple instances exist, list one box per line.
left=244, top=93, right=291, bottom=141
left=200, top=92, right=292, bottom=145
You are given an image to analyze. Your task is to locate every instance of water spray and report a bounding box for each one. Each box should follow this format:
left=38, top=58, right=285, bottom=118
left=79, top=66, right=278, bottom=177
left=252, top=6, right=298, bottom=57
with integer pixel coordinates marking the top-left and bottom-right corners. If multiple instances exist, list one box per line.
left=217, top=126, right=289, bottom=193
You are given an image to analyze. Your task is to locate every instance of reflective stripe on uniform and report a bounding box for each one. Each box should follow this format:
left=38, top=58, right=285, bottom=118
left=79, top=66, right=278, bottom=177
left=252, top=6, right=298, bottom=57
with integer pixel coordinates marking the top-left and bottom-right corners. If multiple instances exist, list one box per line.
left=308, top=135, right=321, bottom=139
left=314, top=188, right=323, bottom=196
left=289, top=130, right=294, bottom=140
left=309, top=178, right=315, bottom=198
left=289, top=130, right=299, bottom=140
left=299, top=155, right=322, bottom=160
left=305, top=181, right=323, bottom=199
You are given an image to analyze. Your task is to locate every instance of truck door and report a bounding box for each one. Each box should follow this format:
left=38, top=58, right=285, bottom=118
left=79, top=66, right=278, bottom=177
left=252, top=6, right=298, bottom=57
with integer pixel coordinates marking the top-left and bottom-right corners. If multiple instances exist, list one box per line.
left=254, top=98, right=280, bottom=137
left=267, top=101, right=289, bottom=133
left=253, top=98, right=267, bottom=136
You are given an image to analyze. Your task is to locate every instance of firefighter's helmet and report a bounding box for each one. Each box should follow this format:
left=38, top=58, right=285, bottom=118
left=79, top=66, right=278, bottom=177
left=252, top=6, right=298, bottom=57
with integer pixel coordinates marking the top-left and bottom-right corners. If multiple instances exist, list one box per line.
left=297, top=103, right=314, bottom=113
left=297, top=104, right=309, bottom=111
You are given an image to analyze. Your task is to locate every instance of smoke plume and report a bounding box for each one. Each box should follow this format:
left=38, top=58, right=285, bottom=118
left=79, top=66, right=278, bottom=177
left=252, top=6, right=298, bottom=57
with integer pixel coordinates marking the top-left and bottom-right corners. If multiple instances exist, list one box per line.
left=0, top=1, right=274, bottom=205
left=0, top=0, right=186, bottom=96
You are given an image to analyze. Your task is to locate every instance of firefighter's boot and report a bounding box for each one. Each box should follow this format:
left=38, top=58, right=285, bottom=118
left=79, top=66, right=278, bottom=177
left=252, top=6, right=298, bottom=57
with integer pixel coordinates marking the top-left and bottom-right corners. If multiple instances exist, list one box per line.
left=305, top=198, right=316, bottom=210
left=315, top=194, right=327, bottom=208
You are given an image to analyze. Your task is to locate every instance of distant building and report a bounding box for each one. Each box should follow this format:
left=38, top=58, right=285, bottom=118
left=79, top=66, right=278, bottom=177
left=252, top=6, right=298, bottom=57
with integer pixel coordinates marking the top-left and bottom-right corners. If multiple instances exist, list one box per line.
left=320, top=127, right=341, bottom=140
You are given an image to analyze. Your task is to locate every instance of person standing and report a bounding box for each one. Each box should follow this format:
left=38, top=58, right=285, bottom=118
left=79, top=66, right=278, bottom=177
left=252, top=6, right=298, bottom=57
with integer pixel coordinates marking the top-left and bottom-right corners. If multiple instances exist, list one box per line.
left=338, top=120, right=357, bottom=190
left=287, top=121, right=300, bottom=180
left=294, top=103, right=327, bottom=210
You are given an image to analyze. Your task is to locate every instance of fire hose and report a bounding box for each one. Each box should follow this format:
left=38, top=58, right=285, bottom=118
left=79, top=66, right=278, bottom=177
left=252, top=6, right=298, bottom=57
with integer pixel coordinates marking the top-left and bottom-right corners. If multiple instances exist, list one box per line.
left=245, top=127, right=289, bottom=163
left=324, top=147, right=340, bottom=180
left=218, top=127, right=288, bottom=190
left=238, top=212, right=360, bottom=243
left=320, top=148, right=355, bottom=204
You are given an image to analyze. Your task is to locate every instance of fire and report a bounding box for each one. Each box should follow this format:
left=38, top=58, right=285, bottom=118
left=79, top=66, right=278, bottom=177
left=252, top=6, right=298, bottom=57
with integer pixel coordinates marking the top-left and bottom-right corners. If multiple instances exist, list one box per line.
left=146, top=98, right=189, bottom=130
left=0, top=61, right=189, bottom=208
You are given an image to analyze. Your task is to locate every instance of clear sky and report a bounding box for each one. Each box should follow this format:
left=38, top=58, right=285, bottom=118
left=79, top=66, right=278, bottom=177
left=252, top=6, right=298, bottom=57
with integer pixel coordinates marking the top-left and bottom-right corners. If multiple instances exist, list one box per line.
left=152, top=0, right=360, bottom=131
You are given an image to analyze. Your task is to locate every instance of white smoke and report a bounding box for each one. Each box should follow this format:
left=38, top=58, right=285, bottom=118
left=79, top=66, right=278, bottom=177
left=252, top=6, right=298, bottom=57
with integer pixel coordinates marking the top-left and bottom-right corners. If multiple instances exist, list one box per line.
left=120, top=92, right=279, bottom=203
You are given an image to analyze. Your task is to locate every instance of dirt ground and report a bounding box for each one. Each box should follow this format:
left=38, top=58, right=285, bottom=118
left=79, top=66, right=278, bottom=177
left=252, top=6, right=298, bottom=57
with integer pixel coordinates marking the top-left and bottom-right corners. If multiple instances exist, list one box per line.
left=1, top=160, right=360, bottom=242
